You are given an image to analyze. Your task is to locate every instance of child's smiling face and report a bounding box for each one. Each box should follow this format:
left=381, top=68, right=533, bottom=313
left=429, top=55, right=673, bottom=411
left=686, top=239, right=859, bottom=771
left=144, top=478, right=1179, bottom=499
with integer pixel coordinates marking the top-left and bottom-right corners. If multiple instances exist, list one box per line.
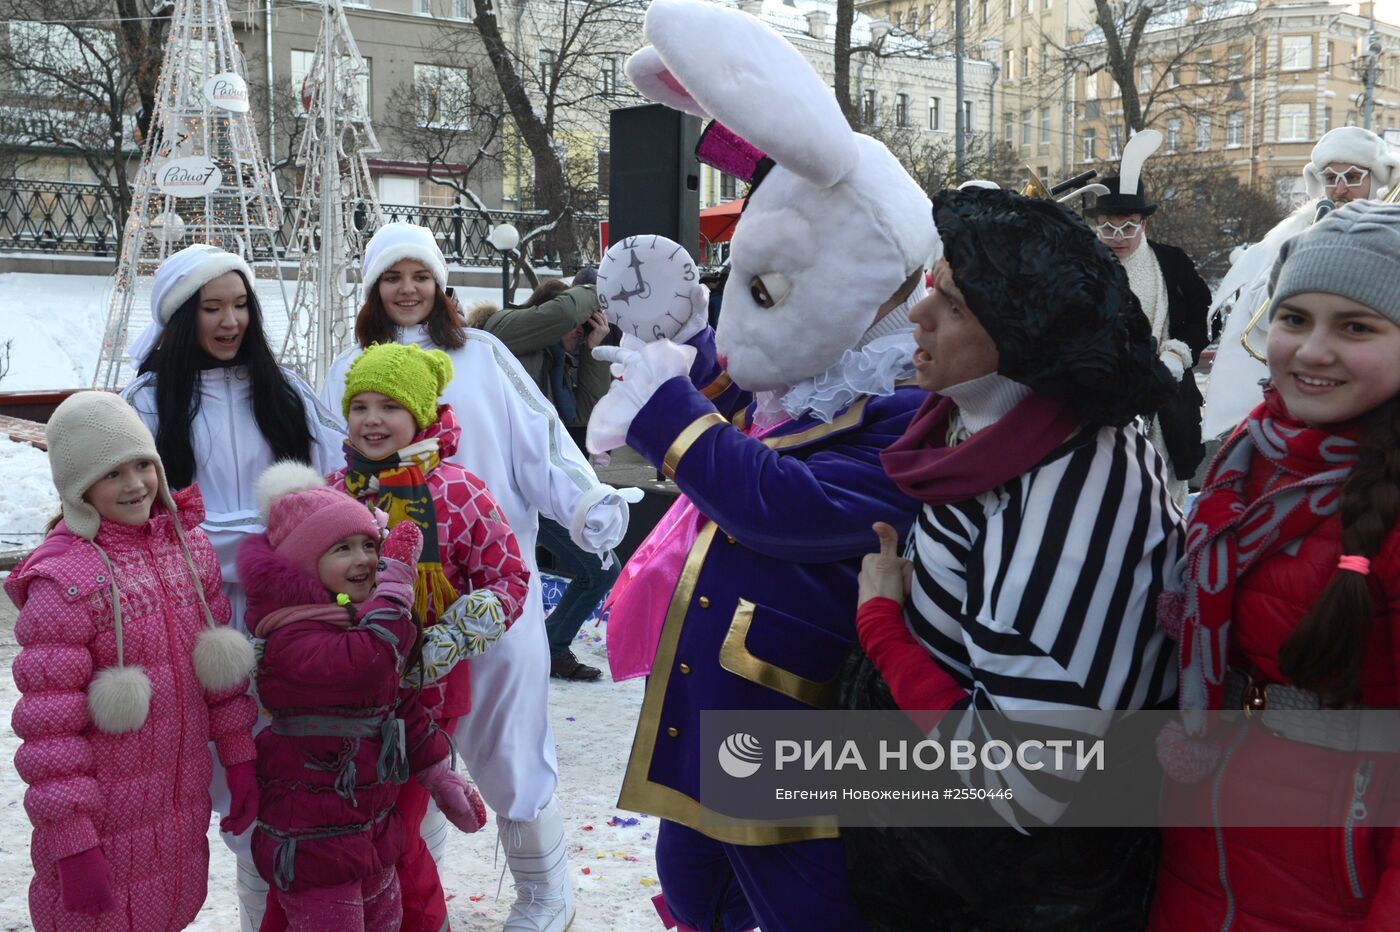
left=85, top=458, right=160, bottom=526
left=316, top=533, right=379, bottom=603
left=347, top=391, right=418, bottom=459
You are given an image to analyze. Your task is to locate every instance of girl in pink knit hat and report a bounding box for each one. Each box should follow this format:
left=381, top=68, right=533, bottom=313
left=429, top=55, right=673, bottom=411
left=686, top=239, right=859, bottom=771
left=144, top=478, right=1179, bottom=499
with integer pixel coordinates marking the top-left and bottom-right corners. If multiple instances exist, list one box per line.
left=237, top=462, right=491, bottom=932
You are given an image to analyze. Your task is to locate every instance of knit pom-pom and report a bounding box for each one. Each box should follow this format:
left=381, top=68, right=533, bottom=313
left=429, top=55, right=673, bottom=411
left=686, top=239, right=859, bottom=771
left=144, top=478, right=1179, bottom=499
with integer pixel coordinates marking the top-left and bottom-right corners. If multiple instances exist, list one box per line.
left=88, top=665, right=152, bottom=734
left=1156, top=718, right=1222, bottom=785
left=255, top=460, right=327, bottom=524
left=1156, top=588, right=1186, bottom=641
left=193, top=626, right=255, bottom=693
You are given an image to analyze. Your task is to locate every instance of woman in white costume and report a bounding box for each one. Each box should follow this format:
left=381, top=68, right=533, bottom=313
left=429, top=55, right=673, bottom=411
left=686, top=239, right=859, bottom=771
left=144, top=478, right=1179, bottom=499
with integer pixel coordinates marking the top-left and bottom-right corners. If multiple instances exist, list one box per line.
left=121, top=243, right=347, bottom=932
left=1204, top=126, right=1400, bottom=438
left=322, top=222, right=634, bottom=932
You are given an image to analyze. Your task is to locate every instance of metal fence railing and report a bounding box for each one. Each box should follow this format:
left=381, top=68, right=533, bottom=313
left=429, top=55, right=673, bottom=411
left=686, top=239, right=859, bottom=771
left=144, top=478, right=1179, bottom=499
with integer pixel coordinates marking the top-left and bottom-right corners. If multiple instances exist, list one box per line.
left=0, top=178, right=602, bottom=267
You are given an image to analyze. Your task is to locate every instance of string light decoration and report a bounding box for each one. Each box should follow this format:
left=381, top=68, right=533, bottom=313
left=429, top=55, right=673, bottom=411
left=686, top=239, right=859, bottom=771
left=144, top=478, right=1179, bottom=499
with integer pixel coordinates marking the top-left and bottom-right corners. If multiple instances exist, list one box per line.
left=95, top=0, right=291, bottom=389
left=283, top=0, right=384, bottom=386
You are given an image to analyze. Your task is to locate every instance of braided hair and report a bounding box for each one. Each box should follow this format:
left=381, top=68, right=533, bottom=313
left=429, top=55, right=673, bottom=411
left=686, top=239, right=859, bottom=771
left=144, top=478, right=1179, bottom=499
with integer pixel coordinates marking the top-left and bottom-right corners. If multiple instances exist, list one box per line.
left=1278, top=394, right=1400, bottom=705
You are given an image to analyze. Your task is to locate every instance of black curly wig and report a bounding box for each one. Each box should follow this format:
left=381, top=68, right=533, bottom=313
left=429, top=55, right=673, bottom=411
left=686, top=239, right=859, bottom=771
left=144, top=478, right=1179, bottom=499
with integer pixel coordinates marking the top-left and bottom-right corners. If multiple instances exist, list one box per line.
left=932, top=188, right=1176, bottom=428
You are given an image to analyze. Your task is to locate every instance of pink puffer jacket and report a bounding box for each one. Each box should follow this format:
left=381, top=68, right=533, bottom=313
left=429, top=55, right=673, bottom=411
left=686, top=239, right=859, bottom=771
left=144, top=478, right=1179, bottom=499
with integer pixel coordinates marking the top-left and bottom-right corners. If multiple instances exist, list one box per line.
left=5, top=486, right=257, bottom=932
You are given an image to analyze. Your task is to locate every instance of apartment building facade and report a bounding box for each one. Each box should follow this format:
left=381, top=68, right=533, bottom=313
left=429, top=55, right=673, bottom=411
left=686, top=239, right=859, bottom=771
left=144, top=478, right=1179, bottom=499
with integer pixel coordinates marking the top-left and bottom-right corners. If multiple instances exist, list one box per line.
left=1073, top=0, right=1400, bottom=207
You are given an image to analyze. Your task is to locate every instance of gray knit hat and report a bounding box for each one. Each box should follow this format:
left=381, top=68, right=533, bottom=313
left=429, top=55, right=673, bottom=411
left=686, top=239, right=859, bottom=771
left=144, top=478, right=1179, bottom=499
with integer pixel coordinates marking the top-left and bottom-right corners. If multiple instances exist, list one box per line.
left=46, top=391, right=176, bottom=540
left=1267, top=200, right=1400, bottom=324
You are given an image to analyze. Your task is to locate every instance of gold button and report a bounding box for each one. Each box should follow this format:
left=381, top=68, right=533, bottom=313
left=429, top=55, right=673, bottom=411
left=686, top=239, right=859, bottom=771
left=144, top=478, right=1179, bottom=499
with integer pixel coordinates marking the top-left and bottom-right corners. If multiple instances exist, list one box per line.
left=726, top=536, right=737, bottom=545
left=667, top=727, right=679, bottom=737
left=679, top=663, right=691, bottom=674
left=698, top=596, right=711, bottom=608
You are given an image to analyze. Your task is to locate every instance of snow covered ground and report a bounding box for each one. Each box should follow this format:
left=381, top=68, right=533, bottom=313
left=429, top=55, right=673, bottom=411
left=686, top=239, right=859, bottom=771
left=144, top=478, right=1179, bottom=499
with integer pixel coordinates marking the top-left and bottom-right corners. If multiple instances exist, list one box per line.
left=0, top=270, right=536, bottom=391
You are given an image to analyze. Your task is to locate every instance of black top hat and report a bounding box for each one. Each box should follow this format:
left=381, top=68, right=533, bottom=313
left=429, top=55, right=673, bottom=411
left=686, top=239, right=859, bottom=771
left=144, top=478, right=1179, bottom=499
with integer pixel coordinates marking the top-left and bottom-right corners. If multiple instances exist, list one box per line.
left=1086, top=175, right=1158, bottom=217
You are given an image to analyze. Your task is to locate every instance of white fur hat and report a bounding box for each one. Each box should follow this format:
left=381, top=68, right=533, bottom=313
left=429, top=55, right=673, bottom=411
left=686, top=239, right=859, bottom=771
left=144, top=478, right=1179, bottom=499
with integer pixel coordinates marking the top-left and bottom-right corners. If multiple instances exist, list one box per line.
left=361, top=222, right=448, bottom=290
left=1304, top=127, right=1400, bottom=198
left=126, top=243, right=254, bottom=364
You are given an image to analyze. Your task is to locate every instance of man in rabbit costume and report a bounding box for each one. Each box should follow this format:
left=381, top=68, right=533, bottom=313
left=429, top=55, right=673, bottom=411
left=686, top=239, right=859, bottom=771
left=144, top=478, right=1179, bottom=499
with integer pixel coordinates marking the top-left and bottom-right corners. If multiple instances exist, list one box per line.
left=586, top=1, right=936, bottom=929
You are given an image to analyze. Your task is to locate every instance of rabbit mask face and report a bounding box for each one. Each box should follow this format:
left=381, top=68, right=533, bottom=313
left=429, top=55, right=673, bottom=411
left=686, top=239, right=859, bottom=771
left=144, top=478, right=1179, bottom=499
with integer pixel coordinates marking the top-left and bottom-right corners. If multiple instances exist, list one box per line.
left=628, top=0, right=938, bottom=393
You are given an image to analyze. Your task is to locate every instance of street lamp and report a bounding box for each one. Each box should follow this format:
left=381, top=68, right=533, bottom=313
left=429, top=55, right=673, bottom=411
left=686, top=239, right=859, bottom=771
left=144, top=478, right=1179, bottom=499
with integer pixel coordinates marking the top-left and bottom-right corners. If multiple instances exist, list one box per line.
left=488, top=222, right=520, bottom=308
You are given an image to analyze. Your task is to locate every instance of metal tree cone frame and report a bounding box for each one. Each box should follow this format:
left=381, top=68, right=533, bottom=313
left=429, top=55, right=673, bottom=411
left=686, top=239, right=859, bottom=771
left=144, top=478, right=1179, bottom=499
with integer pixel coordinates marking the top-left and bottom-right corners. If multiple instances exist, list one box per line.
left=284, top=0, right=384, bottom=387
left=96, top=0, right=291, bottom=389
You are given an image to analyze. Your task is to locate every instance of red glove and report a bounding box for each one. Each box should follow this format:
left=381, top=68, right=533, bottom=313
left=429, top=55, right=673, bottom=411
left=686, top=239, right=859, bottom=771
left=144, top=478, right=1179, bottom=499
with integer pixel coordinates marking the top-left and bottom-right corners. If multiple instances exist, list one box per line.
left=221, top=760, right=259, bottom=835
left=380, top=521, right=424, bottom=567
left=857, top=597, right=966, bottom=725
left=418, top=759, right=487, bottom=833
left=58, top=847, right=116, bottom=915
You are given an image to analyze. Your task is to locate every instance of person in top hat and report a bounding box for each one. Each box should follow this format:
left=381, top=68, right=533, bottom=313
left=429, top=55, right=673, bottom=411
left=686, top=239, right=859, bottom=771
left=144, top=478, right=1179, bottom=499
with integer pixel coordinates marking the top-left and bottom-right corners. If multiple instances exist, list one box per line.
left=1086, top=129, right=1211, bottom=503
left=1203, top=126, right=1400, bottom=438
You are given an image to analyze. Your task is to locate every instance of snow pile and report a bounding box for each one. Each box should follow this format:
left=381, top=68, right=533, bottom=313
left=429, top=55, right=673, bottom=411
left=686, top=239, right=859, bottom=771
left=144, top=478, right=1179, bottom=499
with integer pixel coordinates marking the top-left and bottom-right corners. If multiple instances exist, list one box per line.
left=0, top=273, right=111, bottom=390
left=0, top=436, right=57, bottom=551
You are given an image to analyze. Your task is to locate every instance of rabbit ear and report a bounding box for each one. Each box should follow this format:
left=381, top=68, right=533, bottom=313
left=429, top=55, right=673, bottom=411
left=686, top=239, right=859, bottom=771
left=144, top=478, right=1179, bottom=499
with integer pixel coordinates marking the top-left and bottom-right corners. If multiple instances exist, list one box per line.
left=637, top=0, right=857, bottom=189
left=626, top=46, right=711, bottom=118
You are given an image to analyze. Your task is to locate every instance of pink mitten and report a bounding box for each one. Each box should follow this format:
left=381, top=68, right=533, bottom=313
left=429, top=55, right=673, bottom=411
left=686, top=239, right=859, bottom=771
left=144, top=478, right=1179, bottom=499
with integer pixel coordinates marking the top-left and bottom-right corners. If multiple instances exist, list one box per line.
left=381, top=521, right=424, bottom=566
left=58, top=847, right=116, bottom=915
left=221, top=760, right=259, bottom=835
left=418, top=759, right=487, bottom=833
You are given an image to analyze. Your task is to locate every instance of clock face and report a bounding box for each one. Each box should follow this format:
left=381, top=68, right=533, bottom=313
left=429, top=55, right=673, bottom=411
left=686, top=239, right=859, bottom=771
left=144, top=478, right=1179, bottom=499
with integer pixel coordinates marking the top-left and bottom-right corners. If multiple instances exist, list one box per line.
left=596, top=234, right=698, bottom=342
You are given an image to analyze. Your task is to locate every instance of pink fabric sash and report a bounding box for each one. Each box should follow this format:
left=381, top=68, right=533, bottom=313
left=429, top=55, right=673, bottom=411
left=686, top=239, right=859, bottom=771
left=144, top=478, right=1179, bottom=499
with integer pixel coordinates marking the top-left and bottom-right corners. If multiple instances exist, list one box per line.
left=603, top=414, right=789, bottom=682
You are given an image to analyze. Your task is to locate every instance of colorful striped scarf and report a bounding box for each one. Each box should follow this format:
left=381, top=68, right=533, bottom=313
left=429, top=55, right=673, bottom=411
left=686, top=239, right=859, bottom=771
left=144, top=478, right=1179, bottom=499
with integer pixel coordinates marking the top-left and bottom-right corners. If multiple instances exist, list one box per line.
left=343, top=438, right=458, bottom=620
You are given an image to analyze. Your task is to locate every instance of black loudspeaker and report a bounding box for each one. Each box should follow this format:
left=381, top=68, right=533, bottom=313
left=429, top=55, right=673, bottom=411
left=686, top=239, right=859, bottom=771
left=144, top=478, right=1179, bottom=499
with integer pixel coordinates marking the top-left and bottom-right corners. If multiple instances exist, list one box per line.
left=609, top=104, right=701, bottom=257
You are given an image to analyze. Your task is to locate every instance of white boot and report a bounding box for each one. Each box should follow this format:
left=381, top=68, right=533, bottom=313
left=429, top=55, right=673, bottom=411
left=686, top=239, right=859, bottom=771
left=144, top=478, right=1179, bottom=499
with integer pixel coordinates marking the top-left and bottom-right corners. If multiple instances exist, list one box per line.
left=499, top=795, right=576, bottom=932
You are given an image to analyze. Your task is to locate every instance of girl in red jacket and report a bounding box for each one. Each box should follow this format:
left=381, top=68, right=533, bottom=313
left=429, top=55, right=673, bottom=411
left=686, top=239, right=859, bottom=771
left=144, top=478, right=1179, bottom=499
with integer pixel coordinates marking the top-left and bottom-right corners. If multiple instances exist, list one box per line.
left=239, top=464, right=490, bottom=931
left=1155, top=201, right=1400, bottom=930
left=328, top=341, right=531, bottom=932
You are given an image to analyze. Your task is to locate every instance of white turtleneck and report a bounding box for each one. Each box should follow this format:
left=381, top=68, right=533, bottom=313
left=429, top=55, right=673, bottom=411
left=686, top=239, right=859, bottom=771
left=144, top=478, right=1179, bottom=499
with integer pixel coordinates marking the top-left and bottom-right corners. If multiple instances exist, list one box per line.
left=939, top=372, right=1031, bottom=439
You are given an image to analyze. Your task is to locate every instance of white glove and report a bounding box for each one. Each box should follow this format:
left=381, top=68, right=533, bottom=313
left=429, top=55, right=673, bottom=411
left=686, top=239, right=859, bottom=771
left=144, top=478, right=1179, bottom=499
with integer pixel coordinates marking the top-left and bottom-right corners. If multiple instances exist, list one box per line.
left=587, top=335, right=697, bottom=454
left=1158, top=339, right=1192, bottom=384
left=568, top=484, right=645, bottom=561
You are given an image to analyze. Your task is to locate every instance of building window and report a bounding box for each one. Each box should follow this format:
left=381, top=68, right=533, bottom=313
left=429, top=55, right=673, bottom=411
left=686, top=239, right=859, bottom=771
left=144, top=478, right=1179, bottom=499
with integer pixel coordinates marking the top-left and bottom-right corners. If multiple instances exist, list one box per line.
left=863, top=88, right=877, bottom=124
left=1228, top=45, right=1244, bottom=77
left=1004, top=50, right=1013, bottom=80
left=596, top=149, right=611, bottom=197
left=1278, top=102, right=1310, bottom=141
left=1041, top=44, right=1049, bottom=74
left=1322, top=40, right=1333, bottom=71
left=1022, top=47, right=1030, bottom=79
left=964, top=99, right=975, bottom=132
left=896, top=92, right=910, bottom=127
left=981, top=0, right=989, bottom=24
left=292, top=49, right=371, bottom=115
left=1166, top=117, right=1181, bottom=152
left=1226, top=110, right=1244, bottom=147
left=452, top=0, right=469, bottom=18
left=1166, top=64, right=1179, bottom=88
left=929, top=96, right=941, bottom=131
left=1139, top=63, right=1151, bottom=91
left=1195, top=116, right=1211, bottom=151
left=719, top=172, right=737, bottom=200
left=1082, top=128, right=1096, bottom=162
left=1004, top=115, right=1014, bottom=145
left=599, top=58, right=617, bottom=96
left=415, top=0, right=430, bottom=13
left=1280, top=35, right=1313, bottom=72
left=1084, top=72, right=1098, bottom=100
left=415, top=63, right=470, bottom=127
left=1023, top=0, right=1032, bottom=14
left=1323, top=105, right=1332, bottom=134
left=1109, top=126, right=1122, bottom=159
left=1040, top=107, right=1050, bottom=144
left=1021, top=110, right=1031, bottom=146
left=1197, top=54, right=1214, bottom=83
left=1007, top=0, right=1014, bottom=20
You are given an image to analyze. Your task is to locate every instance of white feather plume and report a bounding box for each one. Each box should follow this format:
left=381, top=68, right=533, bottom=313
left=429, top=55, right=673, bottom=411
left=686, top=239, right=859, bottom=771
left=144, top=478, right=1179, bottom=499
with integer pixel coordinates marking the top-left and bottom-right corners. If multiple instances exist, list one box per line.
left=1119, top=129, right=1162, bottom=198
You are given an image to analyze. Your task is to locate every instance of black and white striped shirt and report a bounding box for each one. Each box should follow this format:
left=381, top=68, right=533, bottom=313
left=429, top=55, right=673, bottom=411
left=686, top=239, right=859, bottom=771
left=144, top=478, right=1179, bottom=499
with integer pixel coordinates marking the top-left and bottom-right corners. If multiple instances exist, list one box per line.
left=905, top=421, right=1180, bottom=828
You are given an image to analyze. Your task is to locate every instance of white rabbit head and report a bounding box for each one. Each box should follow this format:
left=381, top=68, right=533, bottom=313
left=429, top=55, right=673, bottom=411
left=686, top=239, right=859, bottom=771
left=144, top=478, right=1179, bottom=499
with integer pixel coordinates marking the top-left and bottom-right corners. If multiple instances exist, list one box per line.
left=627, top=0, right=937, bottom=392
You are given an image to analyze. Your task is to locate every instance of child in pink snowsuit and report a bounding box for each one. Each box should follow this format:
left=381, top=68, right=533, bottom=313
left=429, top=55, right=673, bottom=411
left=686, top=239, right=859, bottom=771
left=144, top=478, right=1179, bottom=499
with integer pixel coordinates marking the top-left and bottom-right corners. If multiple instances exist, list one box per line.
left=238, top=462, right=488, bottom=932
left=7, top=391, right=258, bottom=932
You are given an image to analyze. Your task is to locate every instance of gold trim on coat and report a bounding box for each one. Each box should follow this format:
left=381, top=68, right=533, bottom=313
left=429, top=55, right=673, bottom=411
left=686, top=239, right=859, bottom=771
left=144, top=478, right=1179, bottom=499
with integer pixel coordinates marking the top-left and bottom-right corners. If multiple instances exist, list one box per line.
left=616, top=523, right=839, bottom=844
left=663, top=413, right=729, bottom=480
left=718, top=599, right=838, bottom=708
left=700, top=371, right=734, bottom=400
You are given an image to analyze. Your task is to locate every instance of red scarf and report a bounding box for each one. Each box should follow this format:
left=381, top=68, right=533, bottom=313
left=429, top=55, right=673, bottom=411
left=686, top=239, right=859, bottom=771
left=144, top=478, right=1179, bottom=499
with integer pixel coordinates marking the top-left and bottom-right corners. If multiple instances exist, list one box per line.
left=1175, top=388, right=1359, bottom=720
